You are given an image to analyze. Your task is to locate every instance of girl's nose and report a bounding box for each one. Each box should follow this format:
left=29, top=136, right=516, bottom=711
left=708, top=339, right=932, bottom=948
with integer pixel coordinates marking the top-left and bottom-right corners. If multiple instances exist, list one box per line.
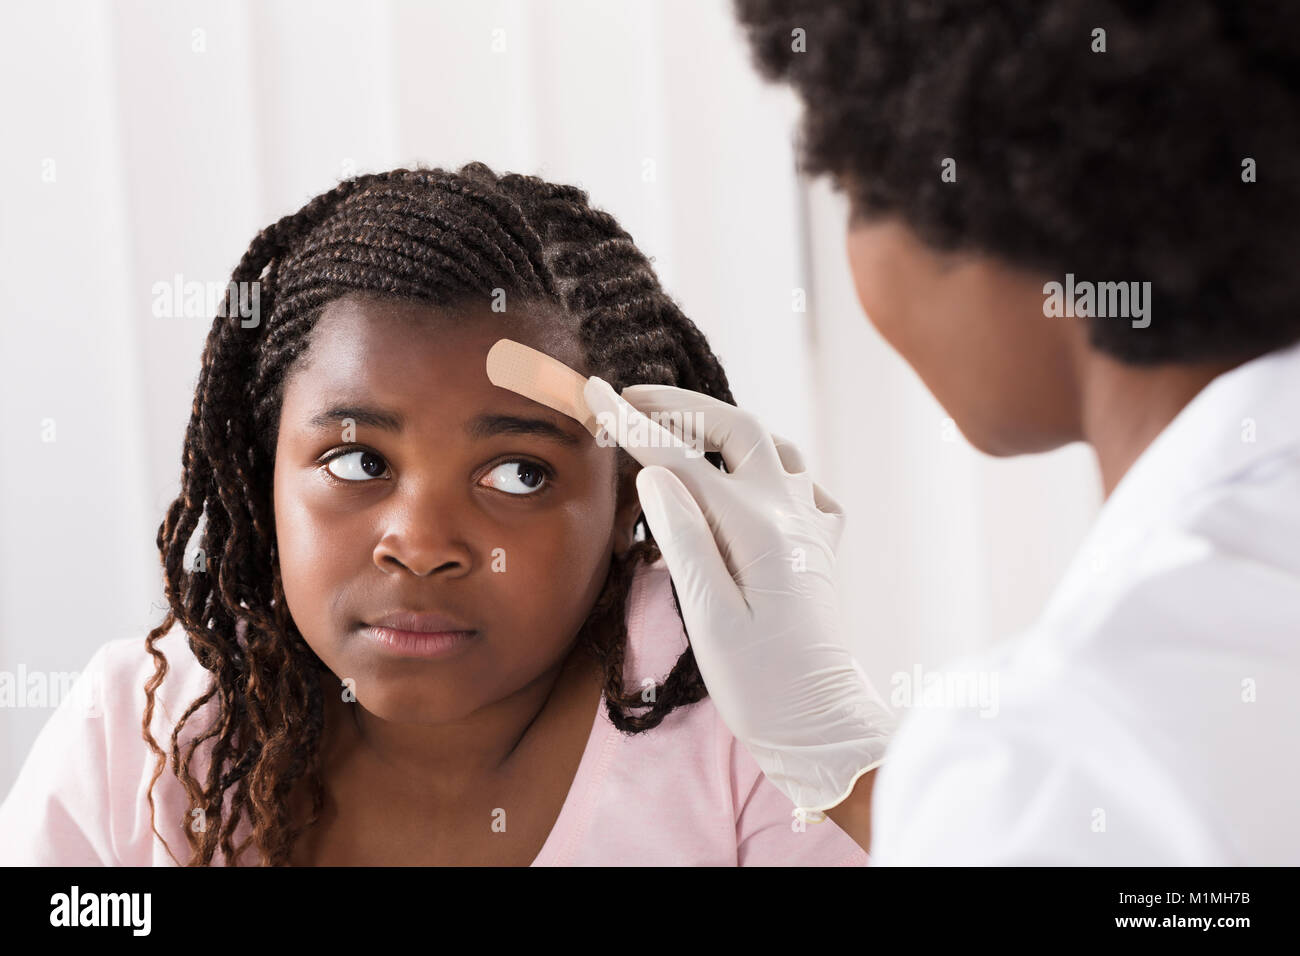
left=371, top=484, right=474, bottom=578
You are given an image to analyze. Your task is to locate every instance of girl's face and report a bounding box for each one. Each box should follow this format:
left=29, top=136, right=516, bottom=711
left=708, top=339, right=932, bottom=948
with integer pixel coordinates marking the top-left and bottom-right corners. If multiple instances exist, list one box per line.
left=271, top=292, right=642, bottom=724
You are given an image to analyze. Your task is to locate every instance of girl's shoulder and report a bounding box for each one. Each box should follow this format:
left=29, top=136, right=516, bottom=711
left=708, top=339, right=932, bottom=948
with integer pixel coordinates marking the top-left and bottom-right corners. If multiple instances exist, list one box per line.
left=96, top=621, right=221, bottom=732
left=621, top=556, right=690, bottom=686
left=0, top=621, right=225, bottom=865
left=597, top=558, right=871, bottom=866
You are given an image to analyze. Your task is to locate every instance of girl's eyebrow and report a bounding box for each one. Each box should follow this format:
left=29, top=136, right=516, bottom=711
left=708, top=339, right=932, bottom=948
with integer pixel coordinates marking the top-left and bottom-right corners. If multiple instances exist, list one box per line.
left=306, top=403, right=581, bottom=448
left=467, top=413, right=582, bottom=447
left=308, top=404, right=404, bottom=433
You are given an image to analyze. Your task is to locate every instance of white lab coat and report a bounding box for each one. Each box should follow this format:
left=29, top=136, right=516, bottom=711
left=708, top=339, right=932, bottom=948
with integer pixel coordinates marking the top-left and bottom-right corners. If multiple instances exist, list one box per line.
left=869, top=340, right=1300, bottom=864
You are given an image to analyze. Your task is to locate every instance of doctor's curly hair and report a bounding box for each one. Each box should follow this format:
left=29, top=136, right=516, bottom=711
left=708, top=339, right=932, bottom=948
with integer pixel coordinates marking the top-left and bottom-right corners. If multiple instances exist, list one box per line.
left=734, top=0, right=1300, bottom=364
left=142, top=162, right=733, bottom=866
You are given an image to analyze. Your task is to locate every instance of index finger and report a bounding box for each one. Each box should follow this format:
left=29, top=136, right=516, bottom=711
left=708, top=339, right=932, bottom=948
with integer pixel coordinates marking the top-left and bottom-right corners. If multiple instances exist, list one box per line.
left=583, top=377, right=723, bottom=479
left=604, top=383, right=786, bottom=480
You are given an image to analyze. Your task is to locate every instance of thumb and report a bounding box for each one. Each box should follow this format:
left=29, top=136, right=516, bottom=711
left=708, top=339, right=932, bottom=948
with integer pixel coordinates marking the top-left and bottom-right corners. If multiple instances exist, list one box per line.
left=636, top=465, right=746, bottom=629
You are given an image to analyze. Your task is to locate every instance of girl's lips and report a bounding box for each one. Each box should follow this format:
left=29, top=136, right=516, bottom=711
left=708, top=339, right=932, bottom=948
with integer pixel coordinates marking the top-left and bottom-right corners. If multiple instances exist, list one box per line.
left=366, top=609, right=476, bottom=633
left=361, top=624, right=479, bottom=659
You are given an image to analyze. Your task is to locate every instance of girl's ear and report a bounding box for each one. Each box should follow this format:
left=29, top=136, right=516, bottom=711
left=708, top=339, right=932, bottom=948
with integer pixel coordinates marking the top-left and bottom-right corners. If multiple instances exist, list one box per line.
left=612, top=463, right=643, bottom=557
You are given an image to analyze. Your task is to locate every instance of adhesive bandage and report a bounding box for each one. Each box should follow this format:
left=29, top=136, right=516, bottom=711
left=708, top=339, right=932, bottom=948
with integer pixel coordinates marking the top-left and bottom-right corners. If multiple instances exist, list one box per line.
left=485, top=338, right=602, bottom=438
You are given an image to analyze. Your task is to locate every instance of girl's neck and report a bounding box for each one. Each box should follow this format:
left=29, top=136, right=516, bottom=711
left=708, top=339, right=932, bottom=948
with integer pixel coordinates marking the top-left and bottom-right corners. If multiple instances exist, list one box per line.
left=313, top=640, right=602, bottom=805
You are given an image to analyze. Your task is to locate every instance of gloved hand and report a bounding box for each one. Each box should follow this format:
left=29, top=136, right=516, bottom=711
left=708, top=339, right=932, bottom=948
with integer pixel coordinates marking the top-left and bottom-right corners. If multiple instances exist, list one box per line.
left=583, top=377, right=897, bottom=823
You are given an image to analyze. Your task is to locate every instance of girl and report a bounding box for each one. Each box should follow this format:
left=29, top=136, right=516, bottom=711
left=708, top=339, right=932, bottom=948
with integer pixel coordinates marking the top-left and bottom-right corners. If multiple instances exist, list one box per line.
left=0, top=163, right=868, bottom=866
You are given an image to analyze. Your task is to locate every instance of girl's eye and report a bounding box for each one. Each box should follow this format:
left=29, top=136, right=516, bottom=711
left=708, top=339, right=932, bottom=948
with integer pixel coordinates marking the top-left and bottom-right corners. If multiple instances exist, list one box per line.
left=325, top=449, right=390, bottom=482
left=481, top=460, right=551, bottom=496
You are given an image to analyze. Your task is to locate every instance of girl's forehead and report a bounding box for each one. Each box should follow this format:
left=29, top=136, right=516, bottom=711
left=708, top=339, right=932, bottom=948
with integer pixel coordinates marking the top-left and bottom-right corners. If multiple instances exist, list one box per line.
left=279, top=294, right=595, bottom=440
left=305, top=293, right=589, bottom=375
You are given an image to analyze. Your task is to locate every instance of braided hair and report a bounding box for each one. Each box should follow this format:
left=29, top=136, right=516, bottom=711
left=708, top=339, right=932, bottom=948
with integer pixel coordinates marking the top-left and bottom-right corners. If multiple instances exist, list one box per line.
left=142, top=162, right=736, bottom=866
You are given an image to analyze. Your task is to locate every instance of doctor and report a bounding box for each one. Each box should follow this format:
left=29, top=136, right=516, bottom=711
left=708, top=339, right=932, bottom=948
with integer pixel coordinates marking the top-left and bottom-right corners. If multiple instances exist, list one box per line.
left=583, top=0, right=1300, bottom=863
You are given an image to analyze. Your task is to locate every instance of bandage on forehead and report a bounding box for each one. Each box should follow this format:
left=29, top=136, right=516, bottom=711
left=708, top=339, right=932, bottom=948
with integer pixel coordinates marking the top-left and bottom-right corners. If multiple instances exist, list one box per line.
left=485, top=338, right=602, bottom=438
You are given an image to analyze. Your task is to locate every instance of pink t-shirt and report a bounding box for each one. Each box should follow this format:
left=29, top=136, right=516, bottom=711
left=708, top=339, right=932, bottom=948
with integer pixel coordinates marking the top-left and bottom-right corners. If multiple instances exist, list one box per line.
left=0, top=557, right=868, bottom=866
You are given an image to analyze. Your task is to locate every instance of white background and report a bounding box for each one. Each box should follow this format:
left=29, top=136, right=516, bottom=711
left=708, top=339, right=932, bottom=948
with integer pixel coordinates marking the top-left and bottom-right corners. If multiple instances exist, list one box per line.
left=0, top=0, right=1101, bottom=792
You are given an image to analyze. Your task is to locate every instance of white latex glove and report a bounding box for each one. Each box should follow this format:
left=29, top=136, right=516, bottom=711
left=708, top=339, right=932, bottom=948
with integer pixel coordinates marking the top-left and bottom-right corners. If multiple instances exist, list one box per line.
left=582, top=377, right=897, bottom=823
